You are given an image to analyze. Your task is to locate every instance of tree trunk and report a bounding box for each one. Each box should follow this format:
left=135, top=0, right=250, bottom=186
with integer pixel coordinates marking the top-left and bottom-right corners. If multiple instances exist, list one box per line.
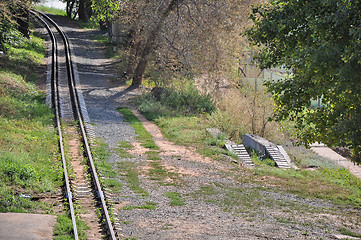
left=78, top=0, right=88, bottom=22
left=66, top=1, right=76, bottom=19
left=126, top=32, right=143, bottom=79
left=131, top=0, right=182, bottom=87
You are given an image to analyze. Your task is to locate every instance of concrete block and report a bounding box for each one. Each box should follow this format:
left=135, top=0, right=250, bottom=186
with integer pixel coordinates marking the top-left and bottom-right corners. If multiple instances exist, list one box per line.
left=243, top=134, right=275, bottom=155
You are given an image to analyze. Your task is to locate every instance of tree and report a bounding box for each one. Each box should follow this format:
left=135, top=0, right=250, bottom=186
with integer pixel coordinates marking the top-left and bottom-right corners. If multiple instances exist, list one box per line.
left=92, top=0, right=252, bottom=87
left=63, top=0, right=92, bottom=21
left=246, top=0, right=361, bottom=162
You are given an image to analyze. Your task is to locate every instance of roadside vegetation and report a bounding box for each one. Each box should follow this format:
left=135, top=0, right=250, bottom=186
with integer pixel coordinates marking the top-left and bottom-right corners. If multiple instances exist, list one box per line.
left=34, top=5, right=67, bottom=17
left=132, top=80, right=361, bottom=210
left=0, top=32, right=61, bottom=212
left=0, top=21, right=89, bottom=239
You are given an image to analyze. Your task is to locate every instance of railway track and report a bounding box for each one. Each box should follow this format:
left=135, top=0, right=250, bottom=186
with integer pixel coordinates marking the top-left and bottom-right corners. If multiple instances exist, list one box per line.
left=31, top=10, right=116, bottom=240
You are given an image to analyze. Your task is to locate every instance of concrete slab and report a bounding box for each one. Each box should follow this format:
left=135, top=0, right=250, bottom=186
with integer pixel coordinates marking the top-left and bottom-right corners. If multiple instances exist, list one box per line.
left=0, top=212, right=57, bottom=240
left=311, top=146, right=361, bottom=180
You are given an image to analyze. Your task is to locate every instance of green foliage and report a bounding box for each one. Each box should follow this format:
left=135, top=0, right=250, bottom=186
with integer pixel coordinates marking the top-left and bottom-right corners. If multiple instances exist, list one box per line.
left=34, top=5, right=67, bottom=16
left=0, top=192, right=37, bottom=212
left=121, top=203, right=157, bottom=210
left=0, top=70, right=60, bottom=212
left=163, top=192, right=186, bottom=206
left=249, top=149, right=276, bottom=167
left=246, top=0, right=361, bottom=162
left=115, top=141, right=134, bottom=158
left=206, top=133, right=227, bottom=148
left=91, top=0, right=122, bottom=23
left=53, top=213, right=89, bottom=240
left=338, top=228, right=361, bottom=238
left=117, top=161, right=149, bottom=197
left=118, top=107, right=159, bottom=150
left=0, top=24, right=23, bottom=52
left=2, top=34, right=46, bottom=81
left=137, top=83, right=215, bottom=120
left=0, top=157, right=37, bottom=182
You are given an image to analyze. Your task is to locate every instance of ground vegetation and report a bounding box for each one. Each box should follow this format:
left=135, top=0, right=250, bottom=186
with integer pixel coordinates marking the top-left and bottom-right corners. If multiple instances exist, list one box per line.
left=0, top=30, right=60, bottom=212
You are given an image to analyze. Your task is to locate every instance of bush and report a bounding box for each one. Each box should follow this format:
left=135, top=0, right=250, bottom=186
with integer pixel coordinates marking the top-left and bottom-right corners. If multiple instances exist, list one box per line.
left=137, top=82, right=215, bottom=120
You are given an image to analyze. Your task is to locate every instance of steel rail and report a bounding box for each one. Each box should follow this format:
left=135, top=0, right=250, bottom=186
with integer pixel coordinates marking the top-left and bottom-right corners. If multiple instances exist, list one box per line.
left=32, top=10, right=116, bottom=240
left=30, top=10, right=79, bottom=240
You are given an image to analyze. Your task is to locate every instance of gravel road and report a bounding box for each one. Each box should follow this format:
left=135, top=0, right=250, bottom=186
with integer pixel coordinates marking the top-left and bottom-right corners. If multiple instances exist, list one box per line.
left=49, top=15, right=361, bottom=240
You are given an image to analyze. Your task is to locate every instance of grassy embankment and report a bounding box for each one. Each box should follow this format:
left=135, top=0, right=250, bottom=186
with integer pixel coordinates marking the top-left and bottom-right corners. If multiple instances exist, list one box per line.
left=0, top=14, right=91, bottom=238
left=0, top=32, right=59, bottom=213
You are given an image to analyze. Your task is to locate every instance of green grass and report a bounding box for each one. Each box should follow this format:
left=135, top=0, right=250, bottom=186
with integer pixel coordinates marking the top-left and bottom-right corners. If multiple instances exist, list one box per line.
left=249, top=149, right=276, bottom=167
left=0, top=35, right=61, bottom=212
left=53, top=213, right=90, bottom=240
left=117, top=161, right=149, bottom=197
left=163, top=192, right=186, bottom=206
left=338, top=228, right=361, bottom=238
left=91, top=35, right=110, bottom=44
left=154, top=116, right=209, bottom=146
left=117, top=108, right=182, bottom=185
left=145, top=151, right=161, bottom=160
left=136, top=84, right=215, bottom=120
left=75, top=20, right=99, bottom=30
left=103, top=178, right=123, bottom=192
left=92, top=140, right=125, bottom=194
left=115, top=141, right=134, bottom=158
left=92, top=140, right=118, bottom=178
left=2, top=35, right=46, bottom=82
left=121, top=202, right=157, bottom=210
left=250, top=166, right=361, bottom=207
left=135, top=88, right=361, bottom=209
left=118, top=108, right=159, bottom=150
left=34, top=5, right=67, bottom=16
left=144, top=151, right=181, bottom=184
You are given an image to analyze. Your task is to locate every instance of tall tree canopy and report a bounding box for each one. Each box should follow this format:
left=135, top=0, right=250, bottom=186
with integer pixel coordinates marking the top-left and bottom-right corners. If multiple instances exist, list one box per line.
left=62, top=0, right=92, bottom=21
left=246, top=0, right=361, bottom=162
left=92, top=0, right=252, bottom=87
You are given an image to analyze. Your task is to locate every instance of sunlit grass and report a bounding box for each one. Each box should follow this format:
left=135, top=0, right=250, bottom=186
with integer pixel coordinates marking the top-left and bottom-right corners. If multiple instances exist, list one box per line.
left=34, top=5, right=67, bottom=16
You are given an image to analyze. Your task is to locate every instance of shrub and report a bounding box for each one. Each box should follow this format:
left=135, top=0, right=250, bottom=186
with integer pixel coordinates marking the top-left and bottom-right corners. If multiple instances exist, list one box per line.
left=137, top=82, right=215, bottom=120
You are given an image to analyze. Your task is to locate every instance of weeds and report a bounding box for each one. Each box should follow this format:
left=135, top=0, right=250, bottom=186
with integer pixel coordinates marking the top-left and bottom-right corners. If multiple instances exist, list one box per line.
left=118, top=108, right=159, bottom=150
left=338, top=228, right=361, bottom=238
left=0, top=42, right=60, bottom=212
left=117, top=161, right=148, bottom=197
left=121, top=202, right=157, bottom=210
left=53, top=213, right=89, bottom=240
left=137, top=83, right=215, bottom=120
left=163, top=192, right=186, bottom=206
left=145, top=151, right=161, bottom=160
left=115, top=141, right=134, bottom=158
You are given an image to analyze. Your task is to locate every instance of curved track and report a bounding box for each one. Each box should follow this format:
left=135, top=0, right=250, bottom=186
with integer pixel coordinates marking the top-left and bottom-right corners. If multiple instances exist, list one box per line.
left=31, top=10, right=116, bottom=240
